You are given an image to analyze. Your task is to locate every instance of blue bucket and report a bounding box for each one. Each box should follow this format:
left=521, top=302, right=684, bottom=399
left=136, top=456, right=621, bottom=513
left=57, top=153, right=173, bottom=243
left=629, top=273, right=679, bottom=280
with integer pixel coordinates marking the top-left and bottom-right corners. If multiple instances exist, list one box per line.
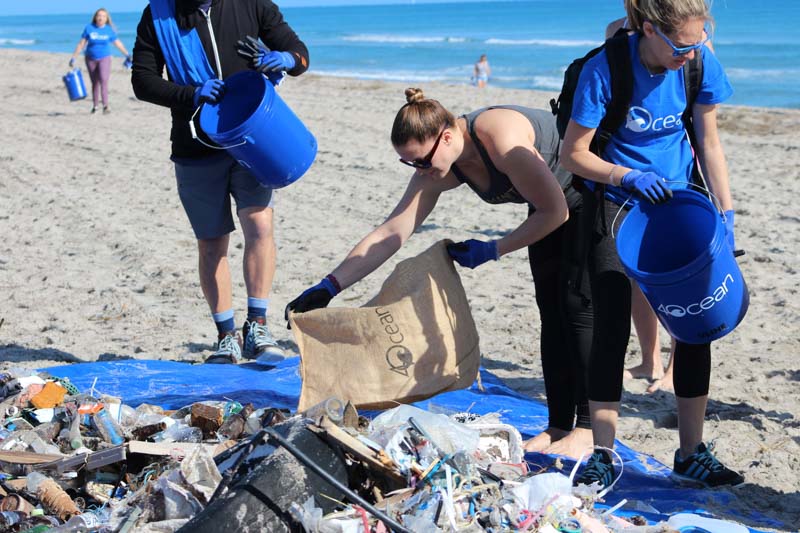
left=198, top=71, right=317, bottom=189
left=616, top=189, right=748, bottom=343
left=63, top=69, right=87, bottom=101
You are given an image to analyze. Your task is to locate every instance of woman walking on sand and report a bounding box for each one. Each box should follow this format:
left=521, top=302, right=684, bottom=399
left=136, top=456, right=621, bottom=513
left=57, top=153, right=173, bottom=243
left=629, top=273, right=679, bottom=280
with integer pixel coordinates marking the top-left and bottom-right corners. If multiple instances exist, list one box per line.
left=473, top=54, right=491, bottom=88
left=69, top=8, right=132, bottom=114
left=561, top=0, right=744, bottom=488
left=287, top=88, right=596, bottom=459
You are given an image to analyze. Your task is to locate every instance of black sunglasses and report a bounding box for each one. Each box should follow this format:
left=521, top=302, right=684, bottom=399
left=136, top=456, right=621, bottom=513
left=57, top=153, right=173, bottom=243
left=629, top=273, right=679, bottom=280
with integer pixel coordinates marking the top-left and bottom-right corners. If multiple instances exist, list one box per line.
left=398, top=128, right=446, bottom=169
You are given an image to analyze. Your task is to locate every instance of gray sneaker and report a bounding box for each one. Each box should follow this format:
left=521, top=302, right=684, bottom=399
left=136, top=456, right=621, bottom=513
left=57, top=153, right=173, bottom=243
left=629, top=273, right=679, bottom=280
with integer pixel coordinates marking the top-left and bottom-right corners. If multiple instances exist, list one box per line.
left=205, top=331, right=241, bottom=364
left=242, top=317, right=285, bottom=362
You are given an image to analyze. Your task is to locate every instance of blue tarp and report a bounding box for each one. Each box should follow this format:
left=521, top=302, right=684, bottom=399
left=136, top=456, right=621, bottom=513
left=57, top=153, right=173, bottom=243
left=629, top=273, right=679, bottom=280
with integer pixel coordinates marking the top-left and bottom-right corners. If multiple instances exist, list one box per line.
left=44, top=359, right=781, bottom=532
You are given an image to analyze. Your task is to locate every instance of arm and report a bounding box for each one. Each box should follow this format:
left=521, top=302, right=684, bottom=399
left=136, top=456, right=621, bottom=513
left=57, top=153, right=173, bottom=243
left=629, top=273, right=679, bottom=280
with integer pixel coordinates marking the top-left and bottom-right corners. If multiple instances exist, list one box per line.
left=113, top=39, right=130, bottom=58
left=560, top=119, right=627, bottom=186
left=70, top=38, right=87, bottom=63
left=256, top=0, right=309, bottom=76
left=130, top=6, right=195, bottom=109
left=329, top=175, right=456, bottom=289
left=692, top=103, right=732, bottom=211
left=478, top=110, right=568, bottom=255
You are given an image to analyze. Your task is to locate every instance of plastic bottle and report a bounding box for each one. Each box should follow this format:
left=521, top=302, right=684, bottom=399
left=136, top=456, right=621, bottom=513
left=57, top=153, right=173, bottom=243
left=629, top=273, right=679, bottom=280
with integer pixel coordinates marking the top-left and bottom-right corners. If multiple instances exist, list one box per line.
left=302, top=397, right=345, bottom=424
left=92, top=408, right=124, bottom=446
left=0, top=510, right=24, bottom=527
left=151, top=423, right=202, bottom=443
left=68, top=413, right=83, bottom=450
left=47, top=507, right=110, bottom=532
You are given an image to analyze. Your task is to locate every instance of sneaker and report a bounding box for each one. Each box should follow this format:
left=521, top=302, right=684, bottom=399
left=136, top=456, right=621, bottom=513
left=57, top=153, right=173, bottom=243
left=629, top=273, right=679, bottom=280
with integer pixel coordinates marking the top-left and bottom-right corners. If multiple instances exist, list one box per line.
left=90, top=107, right=96, bottom=114
left=204, top=331, right=241, bottom=364
left=672, top=442, right=745, bottom=488
left=102, top=106, right=110, bottom=115
left=575, top=449, right=615, bottom=489
left=242, top=317, right=285, bottom=362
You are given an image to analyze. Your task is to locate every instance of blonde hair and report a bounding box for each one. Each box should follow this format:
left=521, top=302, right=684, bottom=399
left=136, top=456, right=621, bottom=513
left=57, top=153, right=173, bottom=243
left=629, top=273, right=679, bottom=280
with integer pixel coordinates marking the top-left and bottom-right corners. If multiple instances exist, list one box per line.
left=92, top=8, right=114, bottom=29
left=391, top=88, right=456, bottom=147
left=626, top=0, right=712, bottom=34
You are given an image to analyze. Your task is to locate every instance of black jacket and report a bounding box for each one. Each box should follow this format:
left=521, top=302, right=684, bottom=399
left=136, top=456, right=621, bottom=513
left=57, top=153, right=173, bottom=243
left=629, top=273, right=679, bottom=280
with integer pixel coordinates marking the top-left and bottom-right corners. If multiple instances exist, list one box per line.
left=132, top=0, right=309, bottom=159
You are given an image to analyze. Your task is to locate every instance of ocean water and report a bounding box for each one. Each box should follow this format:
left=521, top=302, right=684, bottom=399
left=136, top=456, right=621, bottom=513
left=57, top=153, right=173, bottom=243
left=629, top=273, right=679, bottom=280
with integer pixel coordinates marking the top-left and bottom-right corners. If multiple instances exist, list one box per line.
left=1, top=0, right=798, bottom=108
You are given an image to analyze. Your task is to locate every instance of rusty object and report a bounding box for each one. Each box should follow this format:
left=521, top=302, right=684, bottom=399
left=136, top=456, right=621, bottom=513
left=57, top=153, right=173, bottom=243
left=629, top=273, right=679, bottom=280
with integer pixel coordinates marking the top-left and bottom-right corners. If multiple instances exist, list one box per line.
left=190, top=403, right=225, bottom=437
left=36, top=477, right=82, bottom=521
left=0, top=493, right=35, bottom=515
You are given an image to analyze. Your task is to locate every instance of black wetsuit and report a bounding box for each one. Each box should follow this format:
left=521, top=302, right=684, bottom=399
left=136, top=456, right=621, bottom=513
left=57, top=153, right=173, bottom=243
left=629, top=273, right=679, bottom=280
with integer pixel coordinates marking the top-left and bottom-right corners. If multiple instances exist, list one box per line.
left=453, top=106, right=592, bottom=431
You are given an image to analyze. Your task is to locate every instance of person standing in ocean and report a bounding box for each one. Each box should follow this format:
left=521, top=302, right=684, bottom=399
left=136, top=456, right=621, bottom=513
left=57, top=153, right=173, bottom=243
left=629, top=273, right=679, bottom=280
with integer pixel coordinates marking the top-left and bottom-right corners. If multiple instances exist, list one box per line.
left=473, top=54, right=491, bottom=88
left=69, top=8, right=131, bottom=114
left=131, top=0, right=309, bottom=364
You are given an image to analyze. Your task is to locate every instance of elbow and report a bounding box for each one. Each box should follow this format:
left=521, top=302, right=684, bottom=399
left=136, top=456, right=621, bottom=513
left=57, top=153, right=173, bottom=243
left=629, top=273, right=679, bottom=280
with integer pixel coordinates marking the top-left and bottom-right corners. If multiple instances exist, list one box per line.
left=559, top=147, right=579, bottom=175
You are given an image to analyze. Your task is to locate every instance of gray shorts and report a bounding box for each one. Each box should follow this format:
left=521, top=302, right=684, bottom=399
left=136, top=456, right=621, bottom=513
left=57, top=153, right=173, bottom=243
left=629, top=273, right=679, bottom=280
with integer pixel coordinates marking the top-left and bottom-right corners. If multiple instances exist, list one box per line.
left=174, top=154, right=275, bottom=240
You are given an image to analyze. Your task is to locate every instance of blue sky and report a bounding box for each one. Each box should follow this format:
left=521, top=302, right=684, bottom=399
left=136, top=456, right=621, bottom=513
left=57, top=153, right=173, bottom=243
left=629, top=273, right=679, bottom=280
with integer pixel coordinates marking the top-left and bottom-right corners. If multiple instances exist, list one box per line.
left=2, top=0, right=465, bottom=16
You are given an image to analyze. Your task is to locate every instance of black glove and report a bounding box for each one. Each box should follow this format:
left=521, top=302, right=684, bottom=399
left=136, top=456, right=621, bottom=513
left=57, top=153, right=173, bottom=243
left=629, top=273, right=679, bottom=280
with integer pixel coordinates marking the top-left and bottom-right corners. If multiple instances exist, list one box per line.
left=285, top=277, right=339, bottom=325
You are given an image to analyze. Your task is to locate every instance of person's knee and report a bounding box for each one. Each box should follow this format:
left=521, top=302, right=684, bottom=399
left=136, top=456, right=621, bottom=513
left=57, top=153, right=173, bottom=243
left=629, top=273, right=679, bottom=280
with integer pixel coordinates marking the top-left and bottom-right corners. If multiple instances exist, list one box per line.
left=239, top=207, right=274, bottom=242
left=198, top=236, right=229, bottom=263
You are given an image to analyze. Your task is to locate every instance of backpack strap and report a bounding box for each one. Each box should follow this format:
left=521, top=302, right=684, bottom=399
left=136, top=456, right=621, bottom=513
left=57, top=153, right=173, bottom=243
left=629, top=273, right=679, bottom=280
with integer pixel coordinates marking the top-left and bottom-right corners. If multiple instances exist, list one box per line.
left=593, top=32, right=633, bottom=156
left=682, top=49, right=704, bottom=185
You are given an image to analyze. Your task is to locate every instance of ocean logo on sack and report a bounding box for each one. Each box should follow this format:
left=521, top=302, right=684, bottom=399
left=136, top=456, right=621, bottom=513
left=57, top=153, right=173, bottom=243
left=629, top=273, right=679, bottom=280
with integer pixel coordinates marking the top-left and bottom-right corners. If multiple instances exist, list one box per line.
left=376, top=308, right=414, bottom=376
left=657, top=273, right=735, bottom=318
left=625, top=106, right=683, bottom=133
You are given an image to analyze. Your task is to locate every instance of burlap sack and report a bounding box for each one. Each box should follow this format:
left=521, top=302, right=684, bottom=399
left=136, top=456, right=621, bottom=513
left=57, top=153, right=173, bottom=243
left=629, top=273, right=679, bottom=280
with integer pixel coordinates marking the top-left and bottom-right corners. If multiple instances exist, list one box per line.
left=290, top=240, right=481, bottom=411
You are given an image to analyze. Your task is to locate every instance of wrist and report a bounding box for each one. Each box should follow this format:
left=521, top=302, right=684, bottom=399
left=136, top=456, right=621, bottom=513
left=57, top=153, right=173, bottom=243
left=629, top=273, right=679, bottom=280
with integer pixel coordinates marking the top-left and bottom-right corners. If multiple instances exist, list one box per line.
left=490, top=240, right=500, bottom=260
left=324, top=274, right=341, bottom=296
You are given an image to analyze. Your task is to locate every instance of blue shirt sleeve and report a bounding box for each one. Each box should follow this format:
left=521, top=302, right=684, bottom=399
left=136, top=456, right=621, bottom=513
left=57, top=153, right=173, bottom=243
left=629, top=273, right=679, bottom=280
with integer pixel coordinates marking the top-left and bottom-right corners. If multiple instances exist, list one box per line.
left=81, top=25, right=91, bottom=40
left=571, top=51, right=612, bottom=130
left=696, top=45, right=733, bottom=105
left=108, top=27, right=118, bottom=42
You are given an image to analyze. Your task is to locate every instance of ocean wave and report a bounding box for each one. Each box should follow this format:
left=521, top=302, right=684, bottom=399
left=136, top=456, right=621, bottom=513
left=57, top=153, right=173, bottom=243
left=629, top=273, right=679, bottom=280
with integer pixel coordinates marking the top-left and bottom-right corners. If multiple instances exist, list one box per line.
left=342, top=34, right=466, bottom=44
left=726, top=67, right=800, bottom=79
left=485, top=38, right=600, bottom=47
left=0, top=38, right=36, bottom=46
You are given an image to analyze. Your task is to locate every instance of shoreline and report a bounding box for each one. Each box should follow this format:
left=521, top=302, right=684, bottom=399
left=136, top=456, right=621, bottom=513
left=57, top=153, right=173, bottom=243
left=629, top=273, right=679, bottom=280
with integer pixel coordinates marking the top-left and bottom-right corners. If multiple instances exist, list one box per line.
left=1, top=48, right=799, bottom=530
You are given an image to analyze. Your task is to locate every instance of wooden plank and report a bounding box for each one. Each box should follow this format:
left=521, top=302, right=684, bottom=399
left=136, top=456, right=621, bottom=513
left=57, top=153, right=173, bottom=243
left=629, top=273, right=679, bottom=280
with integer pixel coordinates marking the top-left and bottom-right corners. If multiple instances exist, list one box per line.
left=0, top=450, right=63, bottom=464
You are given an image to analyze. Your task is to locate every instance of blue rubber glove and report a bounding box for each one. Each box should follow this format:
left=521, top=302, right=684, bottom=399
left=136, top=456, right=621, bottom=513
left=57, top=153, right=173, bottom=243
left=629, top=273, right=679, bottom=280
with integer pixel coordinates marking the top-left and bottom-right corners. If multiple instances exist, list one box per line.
left=256, top=51, right=296, bottom=73
left=285, top=277, right=339, bottom=323
left=620, top=169, right=673, bottom=204
left=724, top=210, right=735, bottom=251
left=192, top=79, right=225, bottom=108
left=69, top=57, right=75, bottom=68
left=123, top=55, right=133, bottom=69
left=447, top=239, right=499, bottom=269
left=265, top=70, right=286, bottom=86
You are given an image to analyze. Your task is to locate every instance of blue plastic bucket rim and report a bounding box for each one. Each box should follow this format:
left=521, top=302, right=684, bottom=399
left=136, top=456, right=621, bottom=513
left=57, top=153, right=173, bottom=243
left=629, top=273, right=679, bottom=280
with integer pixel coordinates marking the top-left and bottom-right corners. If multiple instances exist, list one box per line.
left=199, top=71, right=273, bottom=145
left=617, top=189, right=727, bottom=286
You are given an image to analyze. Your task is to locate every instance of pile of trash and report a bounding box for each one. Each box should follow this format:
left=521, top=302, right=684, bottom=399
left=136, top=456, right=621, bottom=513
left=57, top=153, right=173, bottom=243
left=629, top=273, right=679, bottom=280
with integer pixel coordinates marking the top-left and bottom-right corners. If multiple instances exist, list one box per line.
left=1, top=368, right=673, bottom=532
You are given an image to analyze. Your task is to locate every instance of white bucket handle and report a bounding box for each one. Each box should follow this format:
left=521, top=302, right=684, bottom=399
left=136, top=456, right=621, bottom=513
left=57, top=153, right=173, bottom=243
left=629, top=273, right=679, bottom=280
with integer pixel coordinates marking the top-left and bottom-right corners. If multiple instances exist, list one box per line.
left=611, top=180, right=727, bottom=240
left=188, top=103, right=248, bottom=151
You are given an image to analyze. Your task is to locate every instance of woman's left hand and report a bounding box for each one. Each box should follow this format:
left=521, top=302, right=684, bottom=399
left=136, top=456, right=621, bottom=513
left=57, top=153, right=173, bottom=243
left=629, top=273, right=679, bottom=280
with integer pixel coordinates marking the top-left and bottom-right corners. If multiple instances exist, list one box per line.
left=447, top=239, right=499, bottom=269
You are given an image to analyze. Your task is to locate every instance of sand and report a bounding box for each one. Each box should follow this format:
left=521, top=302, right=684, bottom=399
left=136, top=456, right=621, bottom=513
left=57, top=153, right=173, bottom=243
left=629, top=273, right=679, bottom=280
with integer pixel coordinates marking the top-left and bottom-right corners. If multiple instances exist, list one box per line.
left=0, top=49, right=798, bottom=530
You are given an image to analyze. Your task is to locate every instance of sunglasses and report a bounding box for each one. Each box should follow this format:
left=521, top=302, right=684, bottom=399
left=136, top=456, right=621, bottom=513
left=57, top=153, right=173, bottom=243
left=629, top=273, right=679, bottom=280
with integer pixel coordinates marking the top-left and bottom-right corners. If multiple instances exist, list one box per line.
left=652, top=24, right=709, bottom=56
left=398, top=128, right=446, bottom=169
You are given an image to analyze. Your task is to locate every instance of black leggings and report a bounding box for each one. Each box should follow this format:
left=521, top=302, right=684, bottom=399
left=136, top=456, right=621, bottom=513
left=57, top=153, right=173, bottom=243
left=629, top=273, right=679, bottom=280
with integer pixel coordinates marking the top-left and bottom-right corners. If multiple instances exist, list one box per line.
left=568, top=189, right=712, bottom=402
left=528, top=202, right=592, bottom=431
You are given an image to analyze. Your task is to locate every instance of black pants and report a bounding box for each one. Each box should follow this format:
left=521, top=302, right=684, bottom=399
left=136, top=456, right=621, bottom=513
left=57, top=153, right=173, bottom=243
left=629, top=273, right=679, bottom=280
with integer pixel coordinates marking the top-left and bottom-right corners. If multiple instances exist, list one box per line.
left=527, top=201, right=592, bottom=431
left=568, top=189, right=712, bottom=402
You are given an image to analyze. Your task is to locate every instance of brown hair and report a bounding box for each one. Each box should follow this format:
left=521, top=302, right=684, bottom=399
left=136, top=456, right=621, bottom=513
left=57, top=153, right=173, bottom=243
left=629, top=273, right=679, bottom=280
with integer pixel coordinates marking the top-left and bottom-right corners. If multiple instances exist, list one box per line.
left=390, top=88, right=455, bottom=147
left=92, top=8, right=114, bottom=29
left=626, top=0, right=712, bottom=34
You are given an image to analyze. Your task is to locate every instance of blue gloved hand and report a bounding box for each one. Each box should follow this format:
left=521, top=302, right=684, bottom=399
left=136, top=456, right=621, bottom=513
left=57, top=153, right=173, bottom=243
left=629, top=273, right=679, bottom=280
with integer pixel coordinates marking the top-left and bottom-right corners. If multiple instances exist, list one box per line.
left=724, top=210, right=735, bottom=251
left=256, top=51, right=296, bottom=72
left=265, top=70, right=286, bottom=86
left=192, top=79, right=225, bottom=108
left=285, top=276, right=340, bottom=325
left=123, top=55, right=133, bottom=69
left=447, top=239, right=499, bottom=269
left=69, top=57, right=75, bottom=68
left=620, top=169, right=673, bottom=204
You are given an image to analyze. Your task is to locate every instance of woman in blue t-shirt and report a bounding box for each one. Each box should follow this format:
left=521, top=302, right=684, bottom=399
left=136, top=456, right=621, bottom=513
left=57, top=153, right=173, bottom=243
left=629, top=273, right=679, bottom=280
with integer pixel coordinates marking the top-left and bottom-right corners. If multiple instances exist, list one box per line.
left=560, top=0, right=744, bottom=489
left=69, top=8, right=131, bottom=114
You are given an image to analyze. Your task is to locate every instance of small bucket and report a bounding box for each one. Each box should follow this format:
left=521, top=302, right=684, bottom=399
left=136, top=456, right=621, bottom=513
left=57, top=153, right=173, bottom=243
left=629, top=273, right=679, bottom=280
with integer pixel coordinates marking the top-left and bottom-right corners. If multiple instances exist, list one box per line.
left=198, top=70, right=317, bottom=189
left=63, top=69, right=87, bottom=101
left=616, top=189, right=748, bottom=344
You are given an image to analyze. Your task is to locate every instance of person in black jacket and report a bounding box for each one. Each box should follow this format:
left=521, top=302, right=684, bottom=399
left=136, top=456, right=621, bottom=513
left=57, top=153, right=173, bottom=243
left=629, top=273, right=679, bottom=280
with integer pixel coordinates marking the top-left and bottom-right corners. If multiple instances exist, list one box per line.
left=132, top=0, right=309, bottom=364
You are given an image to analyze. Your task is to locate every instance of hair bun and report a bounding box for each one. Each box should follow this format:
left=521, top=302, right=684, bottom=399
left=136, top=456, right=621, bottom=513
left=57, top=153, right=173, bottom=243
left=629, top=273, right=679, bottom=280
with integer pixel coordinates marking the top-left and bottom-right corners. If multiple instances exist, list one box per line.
left=405, top=88, right=425, bottom=104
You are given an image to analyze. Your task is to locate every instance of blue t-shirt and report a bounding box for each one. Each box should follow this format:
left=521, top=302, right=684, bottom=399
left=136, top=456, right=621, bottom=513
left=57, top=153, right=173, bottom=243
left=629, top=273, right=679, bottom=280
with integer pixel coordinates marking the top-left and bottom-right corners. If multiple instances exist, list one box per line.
left=571, top=33, right=733, bottom=203
left=81, top=23, right=118, bottom=60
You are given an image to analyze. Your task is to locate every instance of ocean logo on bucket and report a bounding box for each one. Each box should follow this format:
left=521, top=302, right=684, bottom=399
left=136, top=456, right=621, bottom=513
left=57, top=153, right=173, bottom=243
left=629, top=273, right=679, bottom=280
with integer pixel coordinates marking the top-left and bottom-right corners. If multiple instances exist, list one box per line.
left=625, top=106, right=684, bottom=133
left=375, top=308, right=414, bottom=376
left=657, top=273, right=735, bottom=318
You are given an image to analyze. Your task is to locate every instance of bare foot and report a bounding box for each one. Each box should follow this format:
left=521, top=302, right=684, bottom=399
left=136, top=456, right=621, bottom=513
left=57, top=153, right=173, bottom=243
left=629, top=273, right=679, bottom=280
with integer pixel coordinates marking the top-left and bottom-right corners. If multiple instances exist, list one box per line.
left=542, top=428, right=594, bottom=460
left=523, top=427, right=569, bottom=453
left=624, top=363, right=664, bottom=381
left=647, top=372, right=674, bottom=393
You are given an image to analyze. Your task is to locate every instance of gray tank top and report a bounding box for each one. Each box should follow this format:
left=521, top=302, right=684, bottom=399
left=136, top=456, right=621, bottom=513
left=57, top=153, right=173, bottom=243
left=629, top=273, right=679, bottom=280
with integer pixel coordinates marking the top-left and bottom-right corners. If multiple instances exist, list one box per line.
left=451, top=106, right=575, bottom=207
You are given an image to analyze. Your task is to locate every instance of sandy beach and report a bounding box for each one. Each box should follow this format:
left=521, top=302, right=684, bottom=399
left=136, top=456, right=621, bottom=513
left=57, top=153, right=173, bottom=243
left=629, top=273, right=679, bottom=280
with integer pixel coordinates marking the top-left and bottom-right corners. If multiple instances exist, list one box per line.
left=0, top=48, right=798, bottom=530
